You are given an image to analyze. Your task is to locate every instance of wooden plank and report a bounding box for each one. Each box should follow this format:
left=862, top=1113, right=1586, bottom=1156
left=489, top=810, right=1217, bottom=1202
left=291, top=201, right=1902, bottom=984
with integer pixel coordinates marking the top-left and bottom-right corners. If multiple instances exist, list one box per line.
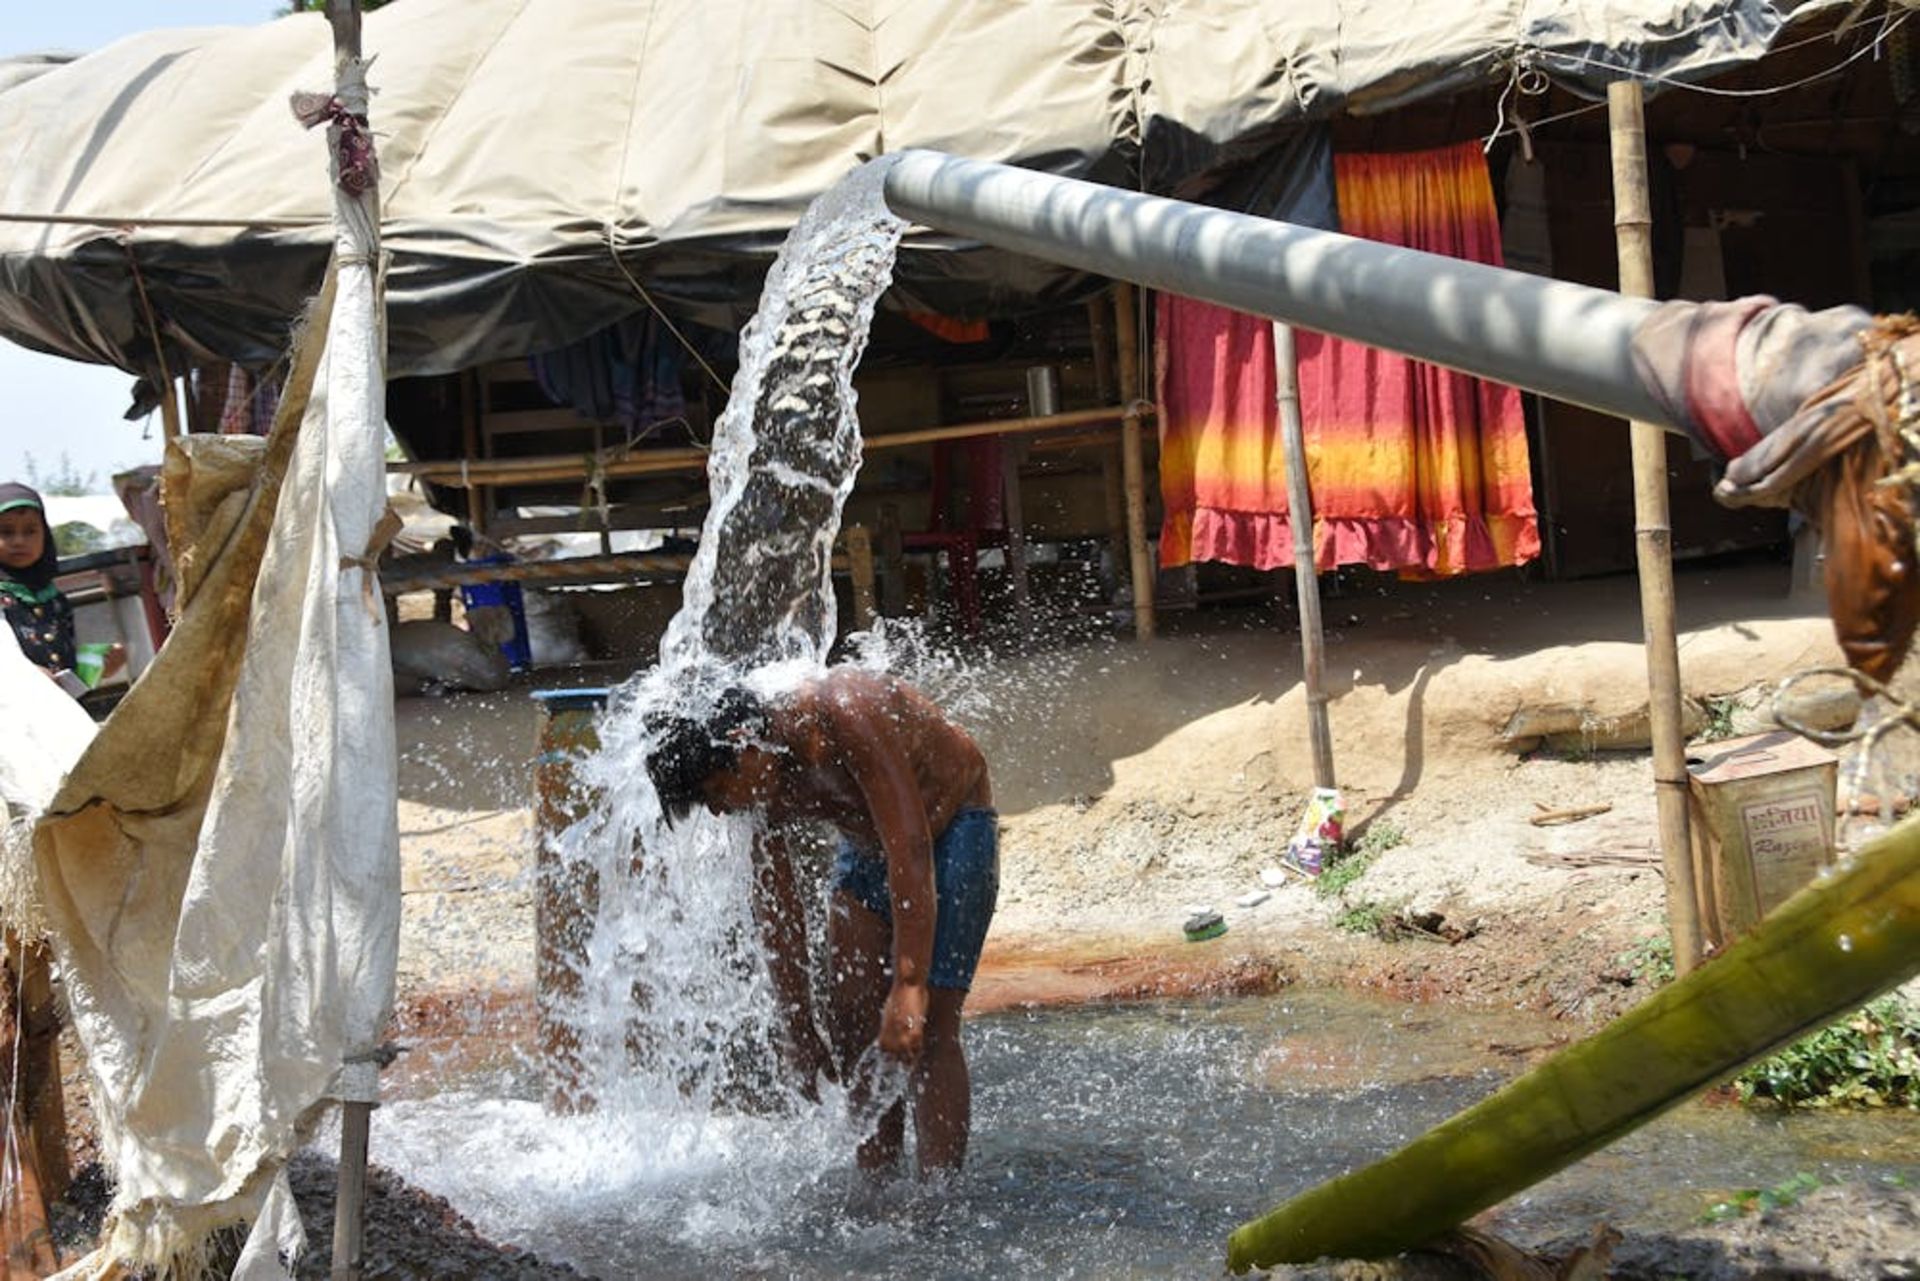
left=483, top=407, right=607, bottom=437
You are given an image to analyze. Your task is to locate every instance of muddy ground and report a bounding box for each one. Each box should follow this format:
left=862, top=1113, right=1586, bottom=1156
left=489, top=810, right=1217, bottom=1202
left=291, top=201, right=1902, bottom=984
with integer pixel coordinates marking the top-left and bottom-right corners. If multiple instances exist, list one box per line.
left=43, top=558, right=1920, bottom=1277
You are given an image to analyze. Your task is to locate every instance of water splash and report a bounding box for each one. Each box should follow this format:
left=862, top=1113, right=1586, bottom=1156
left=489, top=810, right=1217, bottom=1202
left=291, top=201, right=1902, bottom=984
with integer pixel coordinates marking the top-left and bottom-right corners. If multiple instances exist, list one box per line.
left=530, top=159, right=908, bottom=1200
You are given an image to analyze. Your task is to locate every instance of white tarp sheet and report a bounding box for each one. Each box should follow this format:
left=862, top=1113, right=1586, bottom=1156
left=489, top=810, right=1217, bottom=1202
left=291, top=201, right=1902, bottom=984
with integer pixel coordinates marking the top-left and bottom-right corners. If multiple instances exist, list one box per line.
left=0, top=626, right=97, bottom=817
left=31, top=55, right=397, bottom=1271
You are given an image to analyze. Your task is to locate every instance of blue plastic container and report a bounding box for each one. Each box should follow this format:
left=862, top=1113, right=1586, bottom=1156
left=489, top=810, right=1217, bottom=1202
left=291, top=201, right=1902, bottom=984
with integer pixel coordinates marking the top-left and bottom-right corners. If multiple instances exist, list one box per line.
left=460, top=555, right=533, bottom=671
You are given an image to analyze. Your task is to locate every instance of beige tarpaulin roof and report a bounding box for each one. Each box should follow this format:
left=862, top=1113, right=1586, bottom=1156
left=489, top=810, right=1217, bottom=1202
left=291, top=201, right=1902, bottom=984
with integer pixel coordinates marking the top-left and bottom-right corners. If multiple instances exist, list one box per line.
left=0, top=0, right=1849, bottom=377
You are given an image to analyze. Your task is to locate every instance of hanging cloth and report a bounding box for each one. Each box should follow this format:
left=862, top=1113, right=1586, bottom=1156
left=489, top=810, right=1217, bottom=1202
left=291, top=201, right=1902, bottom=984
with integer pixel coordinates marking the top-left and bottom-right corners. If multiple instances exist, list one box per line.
left=1157, top=140, right=1539, bottom=578
left=1155, top=128, right=1338, bottom=572
left=1296, top=141, right=1540, bottom=577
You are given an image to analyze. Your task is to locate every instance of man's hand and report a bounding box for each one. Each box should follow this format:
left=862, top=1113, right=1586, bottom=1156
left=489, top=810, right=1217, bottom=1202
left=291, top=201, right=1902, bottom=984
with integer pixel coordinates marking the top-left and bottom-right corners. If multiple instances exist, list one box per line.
left=790, top=1023, right=837, bottom=1103
left=877, top=979, right=929, bottom=1063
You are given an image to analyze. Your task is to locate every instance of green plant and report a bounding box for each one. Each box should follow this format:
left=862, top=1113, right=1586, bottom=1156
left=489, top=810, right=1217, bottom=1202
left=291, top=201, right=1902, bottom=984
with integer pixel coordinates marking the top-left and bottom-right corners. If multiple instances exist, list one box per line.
left=1700, top=1171, right=1822, bottom=1223
left=1733, top=996, right=1920, bottom=1109
left=1314, top=821, right=1403, bottom=899
left=1334, top=900, right=1390, bottom=935
left=1355, top=821, right=1405, bottom=858
left=1315, top=850, right=1371, bottom=899
left=1616, top=934, right=1675, bottom=987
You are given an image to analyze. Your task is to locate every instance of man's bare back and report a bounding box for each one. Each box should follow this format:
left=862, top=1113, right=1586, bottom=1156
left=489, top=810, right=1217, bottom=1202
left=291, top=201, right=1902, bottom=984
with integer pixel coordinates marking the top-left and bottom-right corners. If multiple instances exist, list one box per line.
left=644, top=668, right=999, bottom=1174
left=750, top=671, right=991, bottom=847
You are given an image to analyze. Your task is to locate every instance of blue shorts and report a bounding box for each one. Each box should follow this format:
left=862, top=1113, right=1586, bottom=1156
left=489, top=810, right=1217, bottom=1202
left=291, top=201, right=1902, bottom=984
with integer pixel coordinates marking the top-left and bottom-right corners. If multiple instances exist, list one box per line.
left=831, top=806, right=999, bottom=991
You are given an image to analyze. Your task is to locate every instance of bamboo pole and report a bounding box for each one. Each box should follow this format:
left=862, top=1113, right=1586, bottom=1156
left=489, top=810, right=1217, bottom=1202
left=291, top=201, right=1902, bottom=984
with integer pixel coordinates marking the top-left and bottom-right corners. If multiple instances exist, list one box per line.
left=1226, top=814, right=1920, bottom=1271
left=1112, top=283, right=1156, bottom=640
left=458, top=369, right=486, bottom=535
left=1273, top=323, right=1335, bottom=789
left=1610, top=81, right=1704, bottom=975
left=323, top=4, right=377, bottom=1279
left=381, top=549, right=856, bottom=596
left=877, top=503, right=906, bottom=617
left=388, top=404, right=1149, bottom=488
left=156, top=378, right=182, bottom=441
left=845, top=524, right=876, bottom=631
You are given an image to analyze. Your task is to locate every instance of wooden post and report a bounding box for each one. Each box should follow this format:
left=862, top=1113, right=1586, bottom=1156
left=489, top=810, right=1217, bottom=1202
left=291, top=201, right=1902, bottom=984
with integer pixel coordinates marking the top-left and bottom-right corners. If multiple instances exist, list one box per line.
left=1087, top=296, right=1118, bottom=404
left=999, top=441, right=1032, bottom=626
left=877, top=502, right=906, bottom=618
left=1112, top=283, right=1156, bottom=640
left=845, top=524, right=877, bottom=631
left=1273, top=323, right=1335, bottom=789
left=1610, top=80, right=1704, bottom=975
left=458, top=369, right=487, bottom=536
left=156, top=376, right=182, bottom=441
left=323, top=5, right=378, bottom=1279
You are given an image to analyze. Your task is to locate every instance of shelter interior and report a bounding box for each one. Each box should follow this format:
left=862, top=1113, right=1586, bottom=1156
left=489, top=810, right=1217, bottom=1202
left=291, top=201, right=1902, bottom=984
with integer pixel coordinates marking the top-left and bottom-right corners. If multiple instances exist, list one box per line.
left=359, top=15, right=1918, bottom=665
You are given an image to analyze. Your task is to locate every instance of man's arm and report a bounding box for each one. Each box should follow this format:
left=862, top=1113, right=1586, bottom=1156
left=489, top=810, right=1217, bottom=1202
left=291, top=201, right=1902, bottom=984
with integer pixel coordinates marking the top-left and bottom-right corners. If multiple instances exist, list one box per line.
left=748, top=832, right=834, bottom=1097
left=829, top=699, right=937, bottom=1064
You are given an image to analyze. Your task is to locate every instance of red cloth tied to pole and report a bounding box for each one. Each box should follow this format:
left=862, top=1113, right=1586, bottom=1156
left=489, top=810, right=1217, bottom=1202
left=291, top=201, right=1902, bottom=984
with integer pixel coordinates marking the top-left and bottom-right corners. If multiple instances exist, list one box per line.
left=290, top=90, right=378, bottom=197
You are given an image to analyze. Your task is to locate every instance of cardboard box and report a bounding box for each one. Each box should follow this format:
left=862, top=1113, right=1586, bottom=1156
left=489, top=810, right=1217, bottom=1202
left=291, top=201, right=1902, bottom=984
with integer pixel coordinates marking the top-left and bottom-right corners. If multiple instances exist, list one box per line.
left=1687, top=730, right=1838, bottom=948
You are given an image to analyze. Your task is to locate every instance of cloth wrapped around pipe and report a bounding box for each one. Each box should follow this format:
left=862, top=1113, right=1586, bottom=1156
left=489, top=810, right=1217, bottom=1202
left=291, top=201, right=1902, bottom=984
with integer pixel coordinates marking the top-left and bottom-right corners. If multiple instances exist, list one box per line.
left=1632, top=300, right=1920, bottom=682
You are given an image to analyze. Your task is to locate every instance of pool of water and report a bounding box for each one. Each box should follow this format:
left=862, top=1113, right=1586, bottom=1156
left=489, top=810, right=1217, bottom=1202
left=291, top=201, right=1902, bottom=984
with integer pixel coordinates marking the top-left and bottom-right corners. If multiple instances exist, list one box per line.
left=368, top=991, right=1920, bottom=1279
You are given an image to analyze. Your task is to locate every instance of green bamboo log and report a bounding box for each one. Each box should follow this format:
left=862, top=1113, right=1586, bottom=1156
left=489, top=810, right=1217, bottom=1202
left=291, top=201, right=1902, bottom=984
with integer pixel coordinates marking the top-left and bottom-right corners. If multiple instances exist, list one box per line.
left=1226, top=816, right=1920, bottom=1273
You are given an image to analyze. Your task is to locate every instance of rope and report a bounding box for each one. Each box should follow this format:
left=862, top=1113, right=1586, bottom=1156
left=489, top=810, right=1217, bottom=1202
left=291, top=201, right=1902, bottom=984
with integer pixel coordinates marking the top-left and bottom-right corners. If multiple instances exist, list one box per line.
left=339, top=506, right=405, bottom=621
left=1534, top=11, right=1909, bottom=97
left=332, top=1042, right=402, bottom=1106
left=1482, top=11, right=1913, bottom=148
left=122, top=239, right=178, bottom=421
left=601, top=223, right=730, bottom=404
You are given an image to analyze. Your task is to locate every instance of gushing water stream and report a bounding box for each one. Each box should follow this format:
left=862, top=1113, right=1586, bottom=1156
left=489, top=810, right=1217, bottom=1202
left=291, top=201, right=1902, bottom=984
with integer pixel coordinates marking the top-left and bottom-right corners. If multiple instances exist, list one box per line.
left=494, top=158, right=909, bottom=1216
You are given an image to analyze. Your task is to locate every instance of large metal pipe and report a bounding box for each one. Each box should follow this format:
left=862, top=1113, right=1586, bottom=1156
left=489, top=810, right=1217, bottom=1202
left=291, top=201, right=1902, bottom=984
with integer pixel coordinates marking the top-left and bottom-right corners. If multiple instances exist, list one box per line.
left=883, top=150, right=1673, bottom=432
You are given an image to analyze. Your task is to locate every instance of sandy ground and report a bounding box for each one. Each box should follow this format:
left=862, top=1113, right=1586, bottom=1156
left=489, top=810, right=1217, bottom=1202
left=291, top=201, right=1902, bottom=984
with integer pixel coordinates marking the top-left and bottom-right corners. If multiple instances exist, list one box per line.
left=390, top=558, right=1864, bottom=1019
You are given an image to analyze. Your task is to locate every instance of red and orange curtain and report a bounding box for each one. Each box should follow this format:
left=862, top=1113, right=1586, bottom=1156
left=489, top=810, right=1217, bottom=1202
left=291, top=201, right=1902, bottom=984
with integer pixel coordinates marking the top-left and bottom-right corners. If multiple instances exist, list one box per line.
left=1156, top=140, right=1539, bottom=577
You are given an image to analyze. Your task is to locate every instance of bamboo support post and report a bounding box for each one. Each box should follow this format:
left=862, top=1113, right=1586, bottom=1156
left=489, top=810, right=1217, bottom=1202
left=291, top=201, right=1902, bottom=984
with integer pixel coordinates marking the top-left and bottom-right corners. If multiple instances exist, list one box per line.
left=846, top=524, right=876, bottom=631
left=1091, top=287, right=1131, bottom=600
left=156, top=377, right=182, bottom=441
left=324, top=5, right=378, bottom=1278
left=877, top=503, right=906, bottom=617
left=1610, top=81, right=1704, bottom=975
left=1273, top=323, right=1335, bottom=789
left=1112, top=282, right=1156, bottom=640
left=1088, top=297, right=1118, bottom=404
left=458, top=369, right=486, bottom=534
left=999, top=440, right=1032, bottom=623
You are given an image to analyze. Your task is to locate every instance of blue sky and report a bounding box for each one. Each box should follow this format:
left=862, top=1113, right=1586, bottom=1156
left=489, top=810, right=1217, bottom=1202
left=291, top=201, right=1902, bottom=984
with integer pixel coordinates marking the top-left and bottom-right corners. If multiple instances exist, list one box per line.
left=0, top=3, right=290, bottom=492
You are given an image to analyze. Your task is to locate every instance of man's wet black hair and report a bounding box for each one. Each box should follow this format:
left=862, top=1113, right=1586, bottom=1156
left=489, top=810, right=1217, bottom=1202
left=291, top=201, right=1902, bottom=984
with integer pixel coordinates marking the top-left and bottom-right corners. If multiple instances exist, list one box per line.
left=644, top=686, right=768, bottom=818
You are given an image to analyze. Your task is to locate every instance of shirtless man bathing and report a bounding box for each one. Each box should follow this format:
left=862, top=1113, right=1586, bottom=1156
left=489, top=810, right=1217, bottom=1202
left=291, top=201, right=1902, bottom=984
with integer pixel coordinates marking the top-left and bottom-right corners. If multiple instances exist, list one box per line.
left=645, top=668, right=998, bottom=1175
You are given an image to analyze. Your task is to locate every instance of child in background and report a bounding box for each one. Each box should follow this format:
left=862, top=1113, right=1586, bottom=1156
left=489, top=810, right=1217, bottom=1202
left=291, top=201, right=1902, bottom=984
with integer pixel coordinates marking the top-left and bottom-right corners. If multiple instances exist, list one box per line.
left=0, top=483, right=124, bottom=695
left=0, top=483, right=76, bottom=678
